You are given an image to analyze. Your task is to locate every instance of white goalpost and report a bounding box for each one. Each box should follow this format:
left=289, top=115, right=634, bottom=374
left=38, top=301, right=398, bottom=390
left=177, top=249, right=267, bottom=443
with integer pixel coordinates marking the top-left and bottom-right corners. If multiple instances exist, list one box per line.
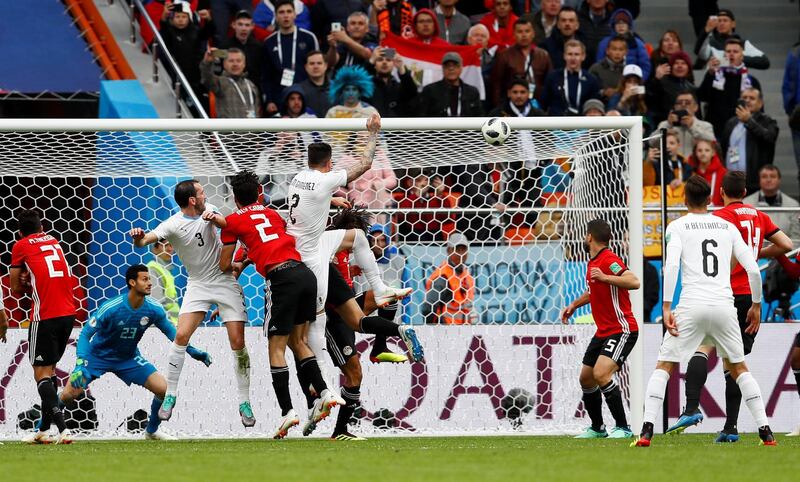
left=0, top=116, right=643, bottom=438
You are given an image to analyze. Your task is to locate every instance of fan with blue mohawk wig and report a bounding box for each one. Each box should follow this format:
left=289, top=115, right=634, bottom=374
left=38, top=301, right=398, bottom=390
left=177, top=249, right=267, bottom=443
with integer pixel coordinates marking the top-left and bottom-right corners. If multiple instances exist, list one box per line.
left=328, top=65, right=375, bottom=104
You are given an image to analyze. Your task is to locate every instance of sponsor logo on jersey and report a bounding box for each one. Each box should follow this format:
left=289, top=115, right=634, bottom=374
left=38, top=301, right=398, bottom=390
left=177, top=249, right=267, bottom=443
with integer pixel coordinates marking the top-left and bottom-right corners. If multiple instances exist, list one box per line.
left=140, top=317, right=150, bottom=326
left=610, top=262, right=623, bottom=275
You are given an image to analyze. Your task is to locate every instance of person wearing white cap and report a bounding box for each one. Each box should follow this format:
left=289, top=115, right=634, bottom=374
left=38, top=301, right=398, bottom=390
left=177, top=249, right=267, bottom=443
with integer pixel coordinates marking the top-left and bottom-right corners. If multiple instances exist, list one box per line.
left=607, top=63, right=652, bottom=131
left=422, top=233, right=476, bottom=325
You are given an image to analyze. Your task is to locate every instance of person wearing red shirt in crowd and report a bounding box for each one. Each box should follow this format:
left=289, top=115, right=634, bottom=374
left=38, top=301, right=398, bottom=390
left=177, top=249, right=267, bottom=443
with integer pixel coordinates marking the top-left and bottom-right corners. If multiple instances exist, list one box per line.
left=561, top=218, right=640, bottom=439
left=411, top=8, right=451, bottom=46
left=9, top=209, right=79, bottom=444
left=219, top=169, right=342, bottom=440
left=666, top=171, right=792, bottom=442
left=479, top=0, right=518, bottom=49
left=688, top=139, right=727, bottom=206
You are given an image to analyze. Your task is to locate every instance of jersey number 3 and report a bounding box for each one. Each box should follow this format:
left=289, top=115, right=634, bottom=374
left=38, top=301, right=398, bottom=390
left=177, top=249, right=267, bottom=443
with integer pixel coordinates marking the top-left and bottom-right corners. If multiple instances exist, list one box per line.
left=251, top=214, right=279, bottom=243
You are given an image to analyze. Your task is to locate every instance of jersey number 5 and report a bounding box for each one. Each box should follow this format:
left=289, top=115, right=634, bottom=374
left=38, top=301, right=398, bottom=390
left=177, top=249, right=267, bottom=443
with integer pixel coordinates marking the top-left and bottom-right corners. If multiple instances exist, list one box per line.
left=251, top=214, right=279, bottom=243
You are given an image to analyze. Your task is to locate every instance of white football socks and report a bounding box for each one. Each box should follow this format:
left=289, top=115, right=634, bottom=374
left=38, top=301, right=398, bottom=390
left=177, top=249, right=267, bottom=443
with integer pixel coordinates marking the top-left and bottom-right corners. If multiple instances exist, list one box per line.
left=736, top=371, right=769, bottom=427
left=165, top=343, right=187, bottom=396
left=308, top=312, right=332, bottom=388
left=643, top=369, right=670, bottom=425
left=233, top=347, right=251, bottom=404
left=351, top=229, right=389, bottom=295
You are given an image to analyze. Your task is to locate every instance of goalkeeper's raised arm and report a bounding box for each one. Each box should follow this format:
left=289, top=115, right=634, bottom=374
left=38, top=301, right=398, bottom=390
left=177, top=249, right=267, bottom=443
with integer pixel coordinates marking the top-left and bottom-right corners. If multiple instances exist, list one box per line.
left=345, top=112, right=381, bottom=183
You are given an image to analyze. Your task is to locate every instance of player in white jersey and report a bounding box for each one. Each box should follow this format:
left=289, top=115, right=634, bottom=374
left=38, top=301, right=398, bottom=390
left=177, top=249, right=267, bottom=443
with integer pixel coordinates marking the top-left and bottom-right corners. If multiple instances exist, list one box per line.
left=128, top=180, right=255, bottom=427
left=285, top=113, right=423, bottom=399
left=632, top=175, right=776, bottom=447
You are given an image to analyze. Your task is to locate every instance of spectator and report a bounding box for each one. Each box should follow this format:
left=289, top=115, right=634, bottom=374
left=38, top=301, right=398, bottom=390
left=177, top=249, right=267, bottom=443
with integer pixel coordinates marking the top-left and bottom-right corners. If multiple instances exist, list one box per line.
left=522, top=0, right=560, bottom=42
left=294, top=50, right=330, bottom=117
left=278, top=85, right=316, bottom=118
left=542, top=6, right=587, bottom=70
left=490, top=18, right=553, bottom=106
left=253, top=0, right=312, bottom=39
left=258, top=87, right=315, bottom=208
left=694, top=8, right=770, bottom=70
left=541, top=40, right=600, bottom=116
left=147, top=240, right=179, bottom=325
left=468, top=24, right=497, bottom=101
left=650, top=30, right=684, bottom=67
left=200, top=48, right=261, bottom=118
left=699, top=37, right=762, bottom=140
left=652, top=129, right=693, bottom=189
left=490, top=78, right=545, bottom=117
left=325, top=65, right=379, bottom=118
left=396, top=171, right=453, bottom=243
left=479, top=0, right=518, bottom=49
left=607, top=64, right=652, bottom=133
left=721, top=88, right=779, bottom=195
left=261, top=0, right=319, bottom=116
left=577, top=0, right=612, bottom=64
left=489, top=79, right=545, bottom=232
left=412, top=9, right=451, bottom=46
left=366, top=47, right=418, bottom=117
left=374, top=0, right=415, bottom=39
left=160, top=1, right=214, bottom=97
left=326, top=12, right=377, bottom=71
left=784, top=38, right=800, bottom=187
left=595, top=8, right=650, bottom=81
left=589, top=35, right=627, bottom=101
left=221, top=10, right=263, bottom=89
left=311, top=0, right=367, bottom=50
left=656, top=90, right=715, bottom=159
left=582, top=98, right=605, bottom=116
left=743, top=165, right=800, bottom=243
left=434, top=0, right=471, bottom=45
left=209, top=0, right=251, bottom=45
left=418, top=52, right=484, bottom=117
left=688, top=0, right=719, bottom=38
left=648, top=51, right=695, bottom=124
left=688, top=139, right=726, bottom=206
left=422, top=232, right=475, bottom=325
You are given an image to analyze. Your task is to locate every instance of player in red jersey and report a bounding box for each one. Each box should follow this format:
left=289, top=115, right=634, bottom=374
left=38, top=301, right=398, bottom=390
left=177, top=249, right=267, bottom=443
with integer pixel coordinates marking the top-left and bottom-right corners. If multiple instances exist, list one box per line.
left=219, top=170, right=343, bottom=439
left=8, top=209, right=78, bottom=444
left=667, top=171, right=792, bottom=442
left=561, top=219, right=641, bottom=439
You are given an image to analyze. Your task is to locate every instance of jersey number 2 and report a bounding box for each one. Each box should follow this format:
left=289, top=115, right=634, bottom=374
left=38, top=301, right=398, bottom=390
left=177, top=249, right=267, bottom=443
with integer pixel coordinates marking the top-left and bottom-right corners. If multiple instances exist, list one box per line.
left=288, top=194, right=300, bottom=225
left=701, top=239, right=719, bottom=277
left=251, top=214, right=279, bottom=243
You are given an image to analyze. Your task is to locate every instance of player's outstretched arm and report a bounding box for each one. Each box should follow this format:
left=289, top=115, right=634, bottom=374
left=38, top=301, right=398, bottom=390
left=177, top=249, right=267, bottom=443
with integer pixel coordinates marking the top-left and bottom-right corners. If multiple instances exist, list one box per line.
left=662, top=224, right=682, bottom=336
left=760, top=230, right=793, bottom=259
left=128, top=227, right=159, bottom=248
left=70, top=317, right=99, bottom=389
left=202, top=210, right=227, bottom=229
left=345, top=112, right=381, bottom=183
left=776, top=254, right=800, bottom=279
left=560, top=291, right=590, bottom=323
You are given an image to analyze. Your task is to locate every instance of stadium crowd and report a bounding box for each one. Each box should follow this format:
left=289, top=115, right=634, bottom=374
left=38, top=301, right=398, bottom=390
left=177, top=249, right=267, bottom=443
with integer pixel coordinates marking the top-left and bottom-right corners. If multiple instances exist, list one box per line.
left=141, top=0, right=800, bottom=245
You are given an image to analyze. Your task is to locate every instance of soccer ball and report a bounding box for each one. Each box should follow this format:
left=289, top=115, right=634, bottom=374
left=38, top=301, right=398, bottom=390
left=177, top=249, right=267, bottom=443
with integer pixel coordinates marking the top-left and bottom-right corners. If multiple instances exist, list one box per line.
left=501, top=387, right=534, bottom=420
left=481, top=118, right=511, bottom=146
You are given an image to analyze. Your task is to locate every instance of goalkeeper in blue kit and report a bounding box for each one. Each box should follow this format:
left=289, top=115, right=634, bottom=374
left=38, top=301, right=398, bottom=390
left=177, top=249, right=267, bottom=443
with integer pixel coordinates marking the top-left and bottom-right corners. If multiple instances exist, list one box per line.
left=58, top=265, right=212, bottom=440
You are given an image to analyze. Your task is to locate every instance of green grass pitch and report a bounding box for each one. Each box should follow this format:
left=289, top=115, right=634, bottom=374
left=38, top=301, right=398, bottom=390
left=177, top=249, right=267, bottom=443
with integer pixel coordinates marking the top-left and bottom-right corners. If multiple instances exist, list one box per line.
left=3, top=434, right=798, bottom=482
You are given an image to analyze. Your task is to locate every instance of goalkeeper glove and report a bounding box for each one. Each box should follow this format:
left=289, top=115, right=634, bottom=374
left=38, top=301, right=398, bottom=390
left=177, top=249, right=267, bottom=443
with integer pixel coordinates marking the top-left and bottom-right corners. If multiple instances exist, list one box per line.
left=69, top=358, right=90, bottom=389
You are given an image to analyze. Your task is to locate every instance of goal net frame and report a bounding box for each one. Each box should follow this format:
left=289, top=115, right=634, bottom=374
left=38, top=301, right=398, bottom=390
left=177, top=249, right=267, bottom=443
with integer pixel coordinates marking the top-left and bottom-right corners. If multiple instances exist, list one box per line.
left=0, top=116, right=643, bottom=439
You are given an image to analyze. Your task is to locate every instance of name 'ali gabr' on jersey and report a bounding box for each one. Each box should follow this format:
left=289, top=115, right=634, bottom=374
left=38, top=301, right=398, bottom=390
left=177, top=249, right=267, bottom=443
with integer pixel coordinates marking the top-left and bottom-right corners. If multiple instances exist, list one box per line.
left=150, top=203, right=234, bottom=284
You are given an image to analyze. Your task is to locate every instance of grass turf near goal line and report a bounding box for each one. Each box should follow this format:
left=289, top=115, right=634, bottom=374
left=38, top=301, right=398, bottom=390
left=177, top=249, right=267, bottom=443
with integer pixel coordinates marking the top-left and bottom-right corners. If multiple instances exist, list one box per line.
left=3, top=435, right=797, bottom=482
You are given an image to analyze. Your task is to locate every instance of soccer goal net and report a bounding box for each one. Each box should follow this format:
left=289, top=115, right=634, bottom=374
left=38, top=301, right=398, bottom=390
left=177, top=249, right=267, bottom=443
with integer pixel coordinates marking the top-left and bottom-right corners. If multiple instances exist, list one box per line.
left=0, top=117, right=643, bottom=439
